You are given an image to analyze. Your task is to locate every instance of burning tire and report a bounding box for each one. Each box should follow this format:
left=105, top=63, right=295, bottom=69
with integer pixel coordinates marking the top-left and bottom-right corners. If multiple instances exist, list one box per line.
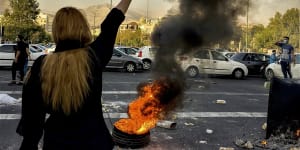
left=112, top=126, right=150, bottom=149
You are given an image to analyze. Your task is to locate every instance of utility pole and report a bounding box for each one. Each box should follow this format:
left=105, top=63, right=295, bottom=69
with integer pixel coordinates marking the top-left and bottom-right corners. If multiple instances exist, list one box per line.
left=246, top=0, right=249, bottom=52
left=146, top=0, right=149, bottom=24
left=298, top=8, right=300, bottom=51
left=110, top=0, right=113, bottom=9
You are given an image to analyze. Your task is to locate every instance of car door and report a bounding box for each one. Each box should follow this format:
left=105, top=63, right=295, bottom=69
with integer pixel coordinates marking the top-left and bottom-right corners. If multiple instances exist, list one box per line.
left=0, top=45, right=15, bottom=66
left=242, top=53, right=261, bottom=75
left=210, top=51, right=231, bottom=75
left=194, top=49, right=213, bottom=74
left=106, top=49, right=124, bottom=68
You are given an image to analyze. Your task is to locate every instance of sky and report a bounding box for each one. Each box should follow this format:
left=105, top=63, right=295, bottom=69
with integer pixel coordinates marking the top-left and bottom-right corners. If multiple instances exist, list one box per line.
left=1, top=0, right=299, bottom=25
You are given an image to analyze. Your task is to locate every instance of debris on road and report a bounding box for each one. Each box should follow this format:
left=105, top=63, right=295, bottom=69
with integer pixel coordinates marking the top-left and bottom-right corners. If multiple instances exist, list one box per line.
left=264, top=81, right=270, bottom=89
left=184, top=122, right=194, bottom=126
left=0, top=94, right=19, bottom=105
left=261, top=122, right=267, bottom=130
left=199, top=140, right=208, bottom=144
left=156, top=120, right=177, bottom=129
left=234, top=139, right=254, bottom=149
left=206, top=129, right=213, bottom=134
left=215, top=99, right=226, bottom=104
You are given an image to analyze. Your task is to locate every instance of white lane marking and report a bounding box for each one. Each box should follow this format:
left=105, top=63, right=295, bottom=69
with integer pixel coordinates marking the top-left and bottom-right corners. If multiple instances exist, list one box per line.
left=0, top=91, right=268, bottom=96
left=0, top=112, right=267, bottom=120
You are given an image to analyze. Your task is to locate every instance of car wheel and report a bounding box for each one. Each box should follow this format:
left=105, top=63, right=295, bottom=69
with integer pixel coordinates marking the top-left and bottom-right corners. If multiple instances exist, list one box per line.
left=142, top=60, right=151, bottom=70
left=186, top=66, right=199, bottom=78
left=125, top=62, right=136, bottom=73
left=265, top=69, right=274, bottom=81
left=233, top=69, right=244, bottom=79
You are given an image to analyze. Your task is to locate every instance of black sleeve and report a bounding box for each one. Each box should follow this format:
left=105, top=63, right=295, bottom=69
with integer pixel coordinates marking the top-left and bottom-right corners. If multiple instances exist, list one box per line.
left=90, top=8, right=125, bottom=69
left=17, top=56, right=46, bottom=150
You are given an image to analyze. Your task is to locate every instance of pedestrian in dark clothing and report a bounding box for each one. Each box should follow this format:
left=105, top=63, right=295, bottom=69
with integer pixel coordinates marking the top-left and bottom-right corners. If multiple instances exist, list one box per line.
left=16, top=0, right=132, bottom=150
left=9, top=35, right=30, bottom=85
left=275, top=36, right=294, bottom=79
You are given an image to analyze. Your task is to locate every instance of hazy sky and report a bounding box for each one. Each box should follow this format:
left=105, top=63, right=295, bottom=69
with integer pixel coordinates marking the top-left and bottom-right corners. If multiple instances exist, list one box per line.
left=1, top=0, right=299, bottom=25
left=37, top=0, right=299, bottom=25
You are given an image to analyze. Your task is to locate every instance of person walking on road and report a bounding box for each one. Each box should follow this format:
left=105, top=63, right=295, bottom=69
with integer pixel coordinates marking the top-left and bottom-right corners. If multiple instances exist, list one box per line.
left=9, top=35, right=30, bottom=85
left=16, top=0, right=132, bottom=149
left=275, top=36, right=294, bottom=79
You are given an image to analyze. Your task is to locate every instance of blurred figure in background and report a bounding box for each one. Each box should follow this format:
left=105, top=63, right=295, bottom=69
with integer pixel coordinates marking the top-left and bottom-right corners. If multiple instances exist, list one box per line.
left=9, top=35, right=30, bottom=85
left=269, top=49, right=277, bottom=64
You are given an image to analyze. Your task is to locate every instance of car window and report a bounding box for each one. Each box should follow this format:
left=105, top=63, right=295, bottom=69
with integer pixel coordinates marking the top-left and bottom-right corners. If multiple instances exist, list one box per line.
left=0, top=45, right=15, bottom=53
left=194, top=50, right=210, bottom=59
left=211, top=51, right=227, bottom=61
left=30, top=45, right=43, bottom=53
left=232, top=53, right=244, bottom=60
left=122, top=48, right=136, bottom=55
left=113, top=49, right=122, bottom=56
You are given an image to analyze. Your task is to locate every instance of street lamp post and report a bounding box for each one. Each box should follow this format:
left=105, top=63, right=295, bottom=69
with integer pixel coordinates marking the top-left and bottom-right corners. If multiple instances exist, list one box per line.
left=111, top=0, right=112, bottom=9
left=146, top=0, right=149, bottom=24
left=246, top=0, right=249, bottom=52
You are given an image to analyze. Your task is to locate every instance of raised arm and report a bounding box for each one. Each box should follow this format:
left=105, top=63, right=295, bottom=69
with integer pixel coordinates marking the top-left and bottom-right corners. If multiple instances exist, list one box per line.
left=90, top=0, right=132, bottom=68
left=115, top=0, right=132, bottom=14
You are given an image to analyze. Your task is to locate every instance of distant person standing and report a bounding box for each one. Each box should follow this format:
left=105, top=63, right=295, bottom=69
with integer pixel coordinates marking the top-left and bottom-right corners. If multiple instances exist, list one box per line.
left=269, top=50, right=277, bottom=64
left=9, top=35, right=30, bottom=85
left=275, top=36, right=294, bottom=79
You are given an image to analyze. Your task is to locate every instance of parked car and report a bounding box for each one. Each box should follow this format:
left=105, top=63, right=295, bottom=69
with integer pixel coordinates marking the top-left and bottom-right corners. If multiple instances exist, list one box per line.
left=134, top=46, right=158, bottom=70
left=115, top=46, right=138, bottom=56
left=106, top=48, right=143, bottom=72
left=231, top=52, right=270, bottom=76
left=0, top=43, right=45, bottom=67
left=178, top=48, right=248, bottom=79
left=265, top=53, right=300, bottom=80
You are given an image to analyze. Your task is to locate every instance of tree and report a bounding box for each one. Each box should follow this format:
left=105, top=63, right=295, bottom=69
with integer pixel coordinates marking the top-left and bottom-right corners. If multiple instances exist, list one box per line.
left=1, top=0, right=48, bottom=43
left=250, top=8, right=299, bottom=51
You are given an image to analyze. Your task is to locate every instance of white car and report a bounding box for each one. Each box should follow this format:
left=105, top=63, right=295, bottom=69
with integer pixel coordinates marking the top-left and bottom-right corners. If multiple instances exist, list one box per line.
left=265, top=53, right=300, bottom=80
left=134, top=46, right=158, bottom=70
left=178, top=48, right=248, bottom=79
left=0, top=43, right=46, bottom=67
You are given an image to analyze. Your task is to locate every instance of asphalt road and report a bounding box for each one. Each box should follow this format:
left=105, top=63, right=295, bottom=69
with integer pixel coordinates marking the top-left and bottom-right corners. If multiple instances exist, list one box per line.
left=0, top=69, right=271, bottom=150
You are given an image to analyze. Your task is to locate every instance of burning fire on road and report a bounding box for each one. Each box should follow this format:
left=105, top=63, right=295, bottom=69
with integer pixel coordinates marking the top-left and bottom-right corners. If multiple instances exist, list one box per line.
left=112, top=0, right=251, bottom=148
left=112, top=77, right=183, bottom=148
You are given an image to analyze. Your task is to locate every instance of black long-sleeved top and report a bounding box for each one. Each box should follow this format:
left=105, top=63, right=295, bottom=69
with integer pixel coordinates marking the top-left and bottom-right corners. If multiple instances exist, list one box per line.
left=17, top=8, right=125, bottom=150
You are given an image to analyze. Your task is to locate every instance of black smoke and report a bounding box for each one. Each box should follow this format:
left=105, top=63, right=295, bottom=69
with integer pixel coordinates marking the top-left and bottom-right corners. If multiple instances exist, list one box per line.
left=149, top=0, right=251, bottom=116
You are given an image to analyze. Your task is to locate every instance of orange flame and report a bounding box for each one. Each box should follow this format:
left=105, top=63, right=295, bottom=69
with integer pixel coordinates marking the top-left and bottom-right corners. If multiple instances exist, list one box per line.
left=296, top=129, right=300, bottom=137
left=114, top=81, right=165, bottom=135
left=261, top=140, right=267, bottom=146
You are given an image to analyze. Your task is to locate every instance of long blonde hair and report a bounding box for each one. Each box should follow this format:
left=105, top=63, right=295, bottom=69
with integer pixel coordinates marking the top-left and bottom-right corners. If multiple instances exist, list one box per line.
left=41, top=7, right=93, bottom=115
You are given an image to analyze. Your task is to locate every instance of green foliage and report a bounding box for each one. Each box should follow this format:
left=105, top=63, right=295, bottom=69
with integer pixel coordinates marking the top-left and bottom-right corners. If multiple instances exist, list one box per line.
left=251, top=8, right=300, bottom=51
left=0, top=0, right=49, bottom=43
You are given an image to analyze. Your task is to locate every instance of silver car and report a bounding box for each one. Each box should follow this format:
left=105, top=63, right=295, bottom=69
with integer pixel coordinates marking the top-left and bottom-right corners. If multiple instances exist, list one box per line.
left=106, top=48, right=144, bottom=72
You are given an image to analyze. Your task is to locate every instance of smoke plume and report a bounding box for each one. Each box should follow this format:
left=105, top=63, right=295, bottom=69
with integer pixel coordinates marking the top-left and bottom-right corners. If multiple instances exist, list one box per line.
left=149, top=0, right=251, bottom=115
